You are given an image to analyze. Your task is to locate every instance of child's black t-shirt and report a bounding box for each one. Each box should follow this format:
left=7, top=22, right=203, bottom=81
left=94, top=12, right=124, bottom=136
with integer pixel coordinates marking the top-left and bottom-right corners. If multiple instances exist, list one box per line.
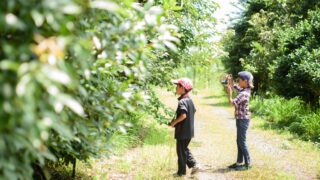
left=175, top=96, right=196, bottom=140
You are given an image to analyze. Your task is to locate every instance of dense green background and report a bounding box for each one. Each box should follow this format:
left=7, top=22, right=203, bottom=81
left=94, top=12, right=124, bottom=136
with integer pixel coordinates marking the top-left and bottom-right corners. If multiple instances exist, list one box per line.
left=222, top=0, right=320, bottom=105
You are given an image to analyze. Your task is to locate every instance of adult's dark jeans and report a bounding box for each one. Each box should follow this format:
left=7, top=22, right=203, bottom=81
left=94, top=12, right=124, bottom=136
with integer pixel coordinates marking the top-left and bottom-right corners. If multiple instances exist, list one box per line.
left=176, top=139, right=196, bottom=175
left=236, top=119, right=251, bottom=165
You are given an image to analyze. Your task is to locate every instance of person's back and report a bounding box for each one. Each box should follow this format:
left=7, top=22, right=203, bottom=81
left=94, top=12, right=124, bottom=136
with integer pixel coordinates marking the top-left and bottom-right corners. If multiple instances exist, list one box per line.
left=175, top=97, right=196, bottom=140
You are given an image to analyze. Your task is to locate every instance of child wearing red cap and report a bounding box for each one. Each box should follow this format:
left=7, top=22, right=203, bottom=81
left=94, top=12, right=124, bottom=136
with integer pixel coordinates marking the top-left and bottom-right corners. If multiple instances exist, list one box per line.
left=169, top=78, right=200, bottom=176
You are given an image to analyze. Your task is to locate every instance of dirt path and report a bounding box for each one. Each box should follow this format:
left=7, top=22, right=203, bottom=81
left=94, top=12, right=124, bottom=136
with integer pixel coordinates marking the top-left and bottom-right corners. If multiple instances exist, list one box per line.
left=159, top=89, right=320, bottom=180
left=85, top=89, right=320, bottom=179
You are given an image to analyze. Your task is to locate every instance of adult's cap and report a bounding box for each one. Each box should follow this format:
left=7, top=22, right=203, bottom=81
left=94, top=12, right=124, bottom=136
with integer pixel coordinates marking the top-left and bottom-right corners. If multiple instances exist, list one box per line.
left=171, top=78, right=193, bottom=91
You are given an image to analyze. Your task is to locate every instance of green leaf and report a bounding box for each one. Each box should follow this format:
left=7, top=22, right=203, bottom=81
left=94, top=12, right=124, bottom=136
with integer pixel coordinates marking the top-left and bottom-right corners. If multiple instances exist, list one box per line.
left=90, top=1, right=119, bottom=11
left=0, top=60, right=19, bottom=71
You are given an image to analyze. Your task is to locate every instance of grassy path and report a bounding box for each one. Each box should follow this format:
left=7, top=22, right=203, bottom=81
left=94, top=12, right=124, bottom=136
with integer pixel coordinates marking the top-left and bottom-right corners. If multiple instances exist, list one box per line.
left=80, top=88, right=320, bottom=179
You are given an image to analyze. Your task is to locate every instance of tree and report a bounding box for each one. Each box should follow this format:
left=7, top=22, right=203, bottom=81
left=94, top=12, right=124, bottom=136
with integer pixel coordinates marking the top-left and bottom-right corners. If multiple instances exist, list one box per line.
left=222, top=0, right=320, bottom=105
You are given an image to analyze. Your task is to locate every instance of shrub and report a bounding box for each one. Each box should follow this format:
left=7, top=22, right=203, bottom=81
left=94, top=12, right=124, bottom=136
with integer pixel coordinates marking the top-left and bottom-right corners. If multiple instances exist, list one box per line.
left=251, top=96, right=320, bottom=142
left=251, top=96, right=304, bottom=126
left=301, top=112, right=320, bottom=142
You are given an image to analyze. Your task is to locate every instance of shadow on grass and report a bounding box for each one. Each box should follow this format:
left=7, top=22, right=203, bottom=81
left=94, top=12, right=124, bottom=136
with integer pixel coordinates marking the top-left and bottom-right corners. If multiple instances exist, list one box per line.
left=212, top=167, right=233, bottom=174
left=200, top=165, right=233, bottom=174
left=256, top=120, right=281, bottom=131
left=252, top=116, right=313, bottom=144
left=200, top=167, right=233, bottom=174
left=49, top=168, right=93, bottom=180
left=203, top=101, right=230, bottom=107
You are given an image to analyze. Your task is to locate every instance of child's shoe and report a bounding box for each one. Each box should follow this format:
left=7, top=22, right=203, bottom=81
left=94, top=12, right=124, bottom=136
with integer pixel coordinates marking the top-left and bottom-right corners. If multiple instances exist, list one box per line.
left=235, top=164, right=252, bottom=171
left=228, top=163, right=242, bottom=169
left=191, top=164, right=201, bottom=174
left=173, top=172, right=185, bottom=177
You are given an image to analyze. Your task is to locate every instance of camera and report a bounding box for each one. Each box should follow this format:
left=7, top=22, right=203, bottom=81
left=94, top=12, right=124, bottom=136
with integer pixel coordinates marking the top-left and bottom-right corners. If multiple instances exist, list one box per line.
left=221, top=79, right=229, bottom=85
left=220, top=74, right=232, bottom=85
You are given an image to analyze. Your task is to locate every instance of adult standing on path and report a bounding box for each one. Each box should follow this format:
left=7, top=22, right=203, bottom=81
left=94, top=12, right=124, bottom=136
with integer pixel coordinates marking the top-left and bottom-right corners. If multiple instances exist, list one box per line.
left=226, top=71, right=254, bottom=171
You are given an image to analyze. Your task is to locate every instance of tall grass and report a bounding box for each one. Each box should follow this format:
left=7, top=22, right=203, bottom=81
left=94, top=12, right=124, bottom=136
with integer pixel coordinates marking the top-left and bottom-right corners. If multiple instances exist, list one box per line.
left=251, top=96, right=320, bottom=143
left=108, top=112, right=172, bottom=155
left=49, top=112, right=173, bottom=179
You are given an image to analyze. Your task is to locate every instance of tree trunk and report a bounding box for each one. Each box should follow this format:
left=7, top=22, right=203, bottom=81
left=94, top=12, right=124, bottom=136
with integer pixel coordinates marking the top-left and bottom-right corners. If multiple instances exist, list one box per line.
left=72, top=158, right=76, bottom=179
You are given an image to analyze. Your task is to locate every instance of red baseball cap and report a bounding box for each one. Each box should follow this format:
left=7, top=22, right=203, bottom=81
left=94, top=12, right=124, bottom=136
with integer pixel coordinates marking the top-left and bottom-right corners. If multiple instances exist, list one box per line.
left=171, top=78, right=193, bottom=91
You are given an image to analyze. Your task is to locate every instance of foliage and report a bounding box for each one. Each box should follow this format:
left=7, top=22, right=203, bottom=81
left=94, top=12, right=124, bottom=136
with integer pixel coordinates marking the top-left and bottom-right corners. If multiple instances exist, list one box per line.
left=0, top=0, right=217, bottom=179
left=274, top=10, right=320, bottom=104
left=161, top=0, right=219, bottom=87
left=222, top=0, right=320, bottom=105
left=251, top=96, right=320, bottom=142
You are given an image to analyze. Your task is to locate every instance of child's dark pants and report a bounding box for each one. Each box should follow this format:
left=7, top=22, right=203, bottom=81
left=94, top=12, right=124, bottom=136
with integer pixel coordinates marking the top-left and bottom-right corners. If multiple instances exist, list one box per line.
left=176, top=139, right=196, bottom=174
left=236, top=119, right=251, bottom=165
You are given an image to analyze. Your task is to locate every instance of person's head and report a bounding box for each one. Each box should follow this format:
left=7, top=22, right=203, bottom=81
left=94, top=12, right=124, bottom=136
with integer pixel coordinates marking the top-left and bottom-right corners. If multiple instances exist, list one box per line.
left=172, top=78, right=193, bottom=95
left=237, top=71, right=254, bottom=89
